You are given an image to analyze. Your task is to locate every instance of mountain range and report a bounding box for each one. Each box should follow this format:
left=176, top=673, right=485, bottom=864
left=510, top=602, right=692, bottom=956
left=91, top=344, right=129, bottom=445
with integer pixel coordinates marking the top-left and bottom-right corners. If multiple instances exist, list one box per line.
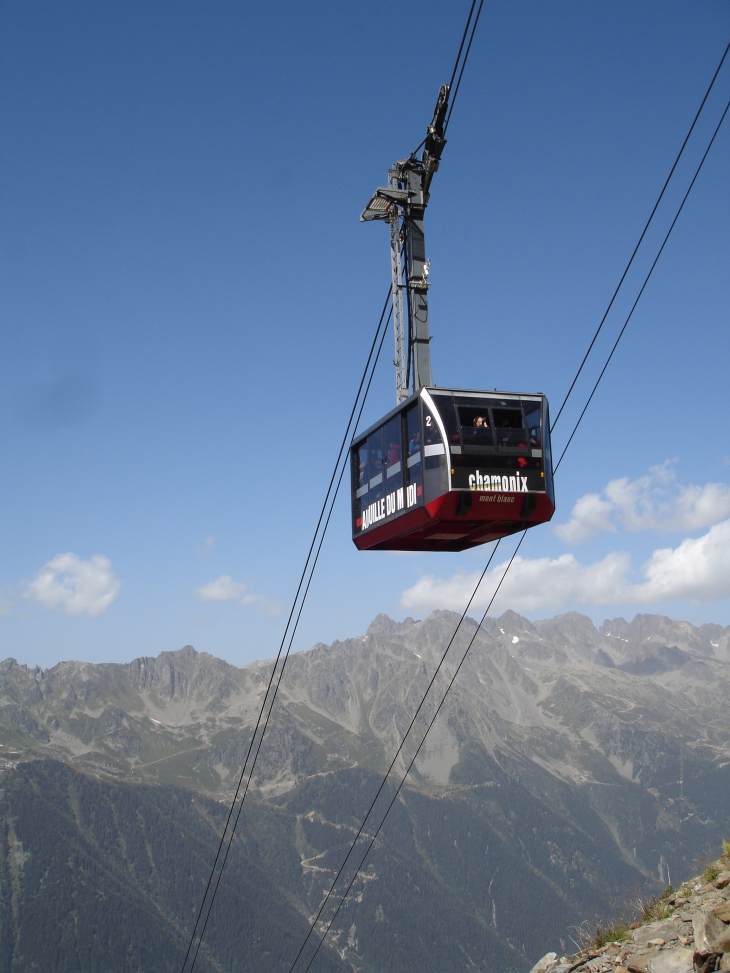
left=0, top=610, right=728, bottom=972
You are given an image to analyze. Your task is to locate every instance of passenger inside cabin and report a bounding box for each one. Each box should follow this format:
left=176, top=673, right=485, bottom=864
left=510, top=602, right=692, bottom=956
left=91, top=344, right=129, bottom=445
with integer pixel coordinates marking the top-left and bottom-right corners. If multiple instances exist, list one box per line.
left=408, top=428, right=420, bottom=454
left=492, top=408, right=528, bottom=448
left=388, top=440, right=401, bottom=466
left=473, top=415, right=492, bottom=440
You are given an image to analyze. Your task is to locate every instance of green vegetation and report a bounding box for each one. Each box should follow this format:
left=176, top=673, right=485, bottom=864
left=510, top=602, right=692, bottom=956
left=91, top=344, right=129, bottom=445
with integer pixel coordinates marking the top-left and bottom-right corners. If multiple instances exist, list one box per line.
left=585, top=884, right=675, bottom=952
left=704, top=864, right=720, bottom=882
left=592, top=922, right=629, bottom=949
left=722, top=839, right=730, bottom=861
left=0, top=760, right=347, bottom=973
left=642, top=885, right=675, bottom=923
left=0, top=753, right=678, bottom=973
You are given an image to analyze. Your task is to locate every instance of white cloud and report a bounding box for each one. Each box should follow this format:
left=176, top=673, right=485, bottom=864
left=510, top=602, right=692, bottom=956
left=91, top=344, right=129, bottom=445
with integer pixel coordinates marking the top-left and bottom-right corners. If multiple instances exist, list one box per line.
left=195, top=575, right=260, bottom=606
left=26, top=553, right=121, bottom=617
left=198, top=536, right=216, bottom=555
left=632, top=518, right=730, bottom=603
left=554, top=493, right=614, bottom=544
left=400, top=518, right=730, bottom=613
left=555, top=463, right=730, bottom=544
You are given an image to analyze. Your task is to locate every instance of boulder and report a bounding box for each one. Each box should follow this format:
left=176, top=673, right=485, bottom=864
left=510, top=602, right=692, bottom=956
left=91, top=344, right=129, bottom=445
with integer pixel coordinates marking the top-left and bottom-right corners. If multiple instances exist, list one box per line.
left=694, top=910, right=726, bottom=953
left=634, top=921, right=683, bottom=945
left=529, top=952, right=559, bottom=973
left=715, top=873, right=730, bottom=891
left=712, top=902, right=730, bottom=923
left=628, top=948, right=660, bottom=972
left=646, top=948, right=694, bottom=973
left=693, top=954, right=723, bottom=973
left=711, top=927, right=730, bottom=954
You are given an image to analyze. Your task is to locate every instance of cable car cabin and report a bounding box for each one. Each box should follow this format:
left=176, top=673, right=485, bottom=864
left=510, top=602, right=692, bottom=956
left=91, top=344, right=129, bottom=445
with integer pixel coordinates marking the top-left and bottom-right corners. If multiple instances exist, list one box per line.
left=351, top=387, right=555, bottom=551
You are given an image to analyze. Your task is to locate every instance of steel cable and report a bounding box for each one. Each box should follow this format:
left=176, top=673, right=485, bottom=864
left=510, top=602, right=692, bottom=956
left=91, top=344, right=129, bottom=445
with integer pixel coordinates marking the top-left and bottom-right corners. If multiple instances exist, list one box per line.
left=180, top=289, right=391, bottom=973
left=553, top=94, right=730, bottom=473
left=444, top=0, right=485, bottom=134
left=297, top=535, right=525, bottom=973
left=186, top=16, right=728, bottom=973
left=182, top=4, right=493, bottom=964
left=550, top=37, right=730, bottom=433
left=408, top=0, right=482, bottom=159
left=286, top=538, right=504, bottom=973
left=448, top=0, right=478, bottom=94
left=283, top=79, right=730, bottom=973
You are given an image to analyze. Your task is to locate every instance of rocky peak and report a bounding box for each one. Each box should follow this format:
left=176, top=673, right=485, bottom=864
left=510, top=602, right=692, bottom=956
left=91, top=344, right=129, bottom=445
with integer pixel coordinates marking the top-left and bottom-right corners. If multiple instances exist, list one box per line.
left=495, top=609, right=539, bottom=636
left=366, top=614, right=398, bottom=636
left=533, top=611, right=600, bottom=654
left=600, top=615, right=730, bottom=661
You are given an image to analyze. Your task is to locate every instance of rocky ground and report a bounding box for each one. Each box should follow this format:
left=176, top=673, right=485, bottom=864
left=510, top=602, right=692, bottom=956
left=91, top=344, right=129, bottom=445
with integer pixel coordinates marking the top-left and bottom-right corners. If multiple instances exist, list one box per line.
left=530, top=849, right=730, bottom=973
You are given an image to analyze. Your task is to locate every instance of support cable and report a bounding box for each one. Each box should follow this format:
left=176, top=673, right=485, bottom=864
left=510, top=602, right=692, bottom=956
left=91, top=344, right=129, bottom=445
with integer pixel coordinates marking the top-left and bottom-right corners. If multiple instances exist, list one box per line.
left=185, top=304, right=393, bottom=973
left=408, top=0, right=481, bottom=159
left=553, top=94, right=730, bottom=473
left=444, top=0, right=485, bottom=134
left=448, top=0, right=478, bottom=93
left=187, top=16, right=727, bottom=973
left=286, top=539, right=503, bottom=973
left=183, top=6, right=494, bottom=965
left=180, top=290, right=391, bottom=973
left=285, top=86, right=730, bottom=973
left=550, top=37, right=730, bottom=433
left=298, top=534, right=524, bottom=973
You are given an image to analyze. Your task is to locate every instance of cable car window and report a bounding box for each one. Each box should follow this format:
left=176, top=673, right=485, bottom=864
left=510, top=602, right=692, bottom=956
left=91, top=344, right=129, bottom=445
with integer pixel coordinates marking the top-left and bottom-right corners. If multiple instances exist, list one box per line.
left=422, top=403, right=445, bottom=465
left=356, top=442, right=368, bottom=497
left=524, top=402, right=541, bottom=448
left=367, top=427, right=385, bottom=502
left=423, top=406, right=442, bottom=448
left=458, top=406, right=494, bottom=447
left=404, top=404, right=422, bottom=507
left=406, top=405, right=421, bottom=461
left=431, top=393, right=460, bottom=447
left=422, top=400, right=448, bottom=500
left=492, top=408, right=528, bottom=448
left=384, top=415, right=403, bottom=493
left=543, top=401, right=555, bottom=504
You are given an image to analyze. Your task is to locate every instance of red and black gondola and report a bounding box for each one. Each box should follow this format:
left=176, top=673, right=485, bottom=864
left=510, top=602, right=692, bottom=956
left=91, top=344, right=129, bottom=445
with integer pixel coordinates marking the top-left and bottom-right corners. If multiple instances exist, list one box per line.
left=351, top=387, right=555, bottom=551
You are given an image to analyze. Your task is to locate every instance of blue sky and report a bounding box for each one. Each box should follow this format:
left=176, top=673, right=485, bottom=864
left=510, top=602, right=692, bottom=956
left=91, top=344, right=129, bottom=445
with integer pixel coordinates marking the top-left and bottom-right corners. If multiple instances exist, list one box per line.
left=1, top=0, right=729, bottom=670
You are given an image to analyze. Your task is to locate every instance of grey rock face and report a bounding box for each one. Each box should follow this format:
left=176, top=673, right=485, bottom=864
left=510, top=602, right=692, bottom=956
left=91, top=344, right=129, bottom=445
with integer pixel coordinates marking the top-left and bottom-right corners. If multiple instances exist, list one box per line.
left=1, top=610, right=729, bottom=864
left=646, top=948, right=694, bottom=973
left=712, top=926, right=730, bottom=954
left=529, top=952, right=559, bottom=973
left=693, top=910, right=726, bottom=953
left=632, top=920, right=683, bottom=945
